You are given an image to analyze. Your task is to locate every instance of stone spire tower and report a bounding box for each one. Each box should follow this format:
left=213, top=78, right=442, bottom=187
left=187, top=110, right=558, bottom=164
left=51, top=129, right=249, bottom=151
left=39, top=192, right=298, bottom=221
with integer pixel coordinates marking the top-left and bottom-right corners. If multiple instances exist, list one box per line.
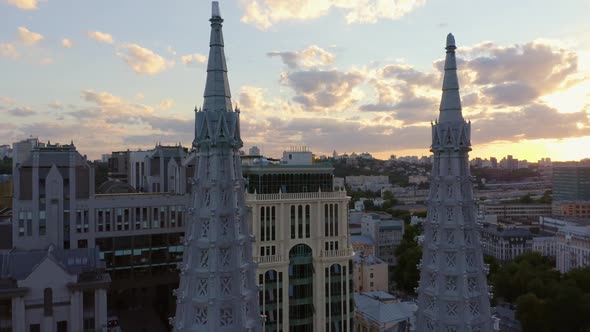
left=415, top=34, right=494, bottom=332
left=173, top=2, right=262, bottom=331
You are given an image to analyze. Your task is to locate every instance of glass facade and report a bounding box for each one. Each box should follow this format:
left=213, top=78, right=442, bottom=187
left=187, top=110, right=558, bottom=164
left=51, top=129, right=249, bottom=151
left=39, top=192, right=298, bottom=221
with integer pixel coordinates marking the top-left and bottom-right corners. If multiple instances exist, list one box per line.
left=288, top=244, right=314, bottom=332
left=243, top=168, right=333, bottom=194
left=259, top=270, right=284, bottom=331
left=324, top=261, right=354, bottom=332
left=95, top=232, right=183, bottom=280
left=553, top=165, right=590, bottom=201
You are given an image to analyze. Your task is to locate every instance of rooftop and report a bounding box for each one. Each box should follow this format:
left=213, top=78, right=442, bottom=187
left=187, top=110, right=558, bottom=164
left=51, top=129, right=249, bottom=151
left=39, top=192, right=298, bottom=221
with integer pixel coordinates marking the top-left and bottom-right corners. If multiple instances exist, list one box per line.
left=354, top=292, right=416, bottom=324
left=0, top=245, right=105, bottom=281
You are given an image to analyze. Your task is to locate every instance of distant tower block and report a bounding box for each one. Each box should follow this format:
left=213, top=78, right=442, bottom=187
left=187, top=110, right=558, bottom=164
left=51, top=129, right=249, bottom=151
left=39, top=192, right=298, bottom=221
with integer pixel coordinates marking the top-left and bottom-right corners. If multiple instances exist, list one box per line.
left=415, top=34, right=495, bottom=332
left=173, top=2, right=262, bottom=331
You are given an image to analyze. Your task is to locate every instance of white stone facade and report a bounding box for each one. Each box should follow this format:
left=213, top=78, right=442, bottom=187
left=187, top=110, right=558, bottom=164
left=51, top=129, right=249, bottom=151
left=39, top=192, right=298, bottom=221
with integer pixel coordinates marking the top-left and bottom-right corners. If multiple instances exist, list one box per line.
left=555, top=226, right=590, bottom=273
left=248, top=191, right=354, bottom=331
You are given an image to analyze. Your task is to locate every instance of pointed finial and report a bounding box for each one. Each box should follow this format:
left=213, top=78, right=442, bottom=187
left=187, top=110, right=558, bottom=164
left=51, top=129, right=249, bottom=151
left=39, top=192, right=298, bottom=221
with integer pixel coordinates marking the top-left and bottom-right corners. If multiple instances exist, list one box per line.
left=446, top=33, right=456, bottom=50
left=212, top=1, right=221, bottom=18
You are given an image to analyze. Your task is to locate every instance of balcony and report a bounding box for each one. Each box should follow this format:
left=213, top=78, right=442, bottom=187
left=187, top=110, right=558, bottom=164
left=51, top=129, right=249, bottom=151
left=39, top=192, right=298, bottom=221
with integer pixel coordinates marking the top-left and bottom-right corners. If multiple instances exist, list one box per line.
left=246, top=191, right=347, bottom=202
left=319, top=248, right=354, bottom=258
left=254, top=255, right=284, bottom=264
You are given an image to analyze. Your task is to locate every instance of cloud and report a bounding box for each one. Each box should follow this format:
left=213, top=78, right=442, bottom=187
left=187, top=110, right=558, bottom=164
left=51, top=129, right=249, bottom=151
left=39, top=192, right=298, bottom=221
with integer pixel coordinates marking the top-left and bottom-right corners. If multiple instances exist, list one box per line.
left=458, top=41, right=579, bottom=105
left=181, top=53, right=207, bottom=66
left=239, top=86, right=269, bottom=110
left=281, top=69, right=365, bottom=110
left=4, top=0, right=43, bottom=10
left=17, top=27, right=43, bottom=45
left=240, top=0, right=425, bottom=29
left=380, top=64, right=438, bottom=87
left=87, top=31, right=114, bottom=44
left=8, top=107, right=36, bottom=117
left=117, top=44, right=173, bottom=75
left=0, top=43, right=18, bottom=58
left=48, top=101, right=62, bottom=109
left=156, top=99, right=174, bottom=110
left=82, top=90, right=124, bottom=106
left=268, top=45, right=335, bottom=69
left=358, top=39, right=585, bottom=127
left=62, top=39, right=73, bottom=48
left=473, top=104, right=590, bottom=144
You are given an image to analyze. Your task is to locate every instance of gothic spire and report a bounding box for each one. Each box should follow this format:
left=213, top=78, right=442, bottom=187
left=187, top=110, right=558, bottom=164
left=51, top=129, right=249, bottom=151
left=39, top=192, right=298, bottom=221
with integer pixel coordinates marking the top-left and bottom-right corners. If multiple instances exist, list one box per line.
left=203, top=1, right=232, bottom=113
left=173, top=2, right=262, bottom=331
left=416, top=34, right=495, bottom=332
left=439, top=33, right=463, bottom=123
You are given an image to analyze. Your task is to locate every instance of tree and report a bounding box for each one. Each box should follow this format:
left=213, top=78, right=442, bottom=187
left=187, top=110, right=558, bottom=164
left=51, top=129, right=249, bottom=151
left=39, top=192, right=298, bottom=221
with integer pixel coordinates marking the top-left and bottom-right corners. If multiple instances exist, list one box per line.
left=392, top=246, right=422, bottom=295
left=516, top=293, right=549, bottom=332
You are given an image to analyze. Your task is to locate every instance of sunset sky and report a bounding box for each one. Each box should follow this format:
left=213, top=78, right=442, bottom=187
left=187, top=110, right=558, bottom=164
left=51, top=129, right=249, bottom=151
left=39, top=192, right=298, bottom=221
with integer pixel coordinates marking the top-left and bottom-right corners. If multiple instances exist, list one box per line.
left=1, top=0, right=590, bottom=161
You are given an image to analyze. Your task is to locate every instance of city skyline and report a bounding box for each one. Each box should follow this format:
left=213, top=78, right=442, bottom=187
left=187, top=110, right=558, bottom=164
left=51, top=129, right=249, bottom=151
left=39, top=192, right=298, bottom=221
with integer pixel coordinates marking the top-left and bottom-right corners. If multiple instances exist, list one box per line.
left=2, top=0, right=590, bottom=161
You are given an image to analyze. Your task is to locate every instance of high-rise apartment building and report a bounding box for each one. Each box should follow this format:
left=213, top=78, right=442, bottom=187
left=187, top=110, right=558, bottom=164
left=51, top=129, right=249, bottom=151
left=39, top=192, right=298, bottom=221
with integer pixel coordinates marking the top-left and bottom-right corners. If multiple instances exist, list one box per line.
left=244, top=149, right=354, bottom=331
left=553, top=162, right=590, bottom=202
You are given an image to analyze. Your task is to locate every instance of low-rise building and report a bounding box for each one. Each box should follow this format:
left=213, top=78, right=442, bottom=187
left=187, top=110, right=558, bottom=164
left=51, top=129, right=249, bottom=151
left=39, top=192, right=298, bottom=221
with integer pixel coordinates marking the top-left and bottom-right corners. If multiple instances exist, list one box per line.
left=354, top=292, right=416, bottom=332
left=556, top=225, right=590, bottom=273
left=532, top=235, right=558, bottom=259
left=554, top=201, right=590, bottom=218
left=353, top=253, right=388, bottom=293
left=478, top=203, right=551, bottom=224
left=345, top=175, right=390, bottom=192
left=0, top=246, right=110, bottom=332
left=479, top=224, right=534, bottom=264
left=361, top=213, right=404, bottom=265
left=350, top=236, right=388, bottom=293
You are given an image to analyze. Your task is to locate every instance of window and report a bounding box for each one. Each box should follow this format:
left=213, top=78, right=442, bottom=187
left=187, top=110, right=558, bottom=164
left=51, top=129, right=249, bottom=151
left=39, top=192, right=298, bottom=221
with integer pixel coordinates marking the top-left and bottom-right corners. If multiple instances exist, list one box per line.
left=297, top=205, right=303, bottom=239
left=135, top=207, right=141, bottom=230
left=290, top=205, right=296, bottom=239
left=177, top=205, right=183, bottom=228
left=18, top=211, right=25, bottom=237
left=116, top=208, right=123, bottom=231
left=56, top=321, right=67, bottom=332
left=26, top=211, right=32, bottom=236
left=123, top=208, right=130, bottom=230
left=104, top=210, right=111, bottom=232
left=153, top=207, right=159, bottom=228
left=170, top=205, right=176, bottom=227
left=142, top=207, right=149, bottom=229
left=305, top=205, right=310, bottom=238
left=29, top=324, right=40, bottom=332
left=39, top=210, right=46, bottom=236
left=160, top=206, right=167, bottom=228
left=43, top=288, right=53, bottom=316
